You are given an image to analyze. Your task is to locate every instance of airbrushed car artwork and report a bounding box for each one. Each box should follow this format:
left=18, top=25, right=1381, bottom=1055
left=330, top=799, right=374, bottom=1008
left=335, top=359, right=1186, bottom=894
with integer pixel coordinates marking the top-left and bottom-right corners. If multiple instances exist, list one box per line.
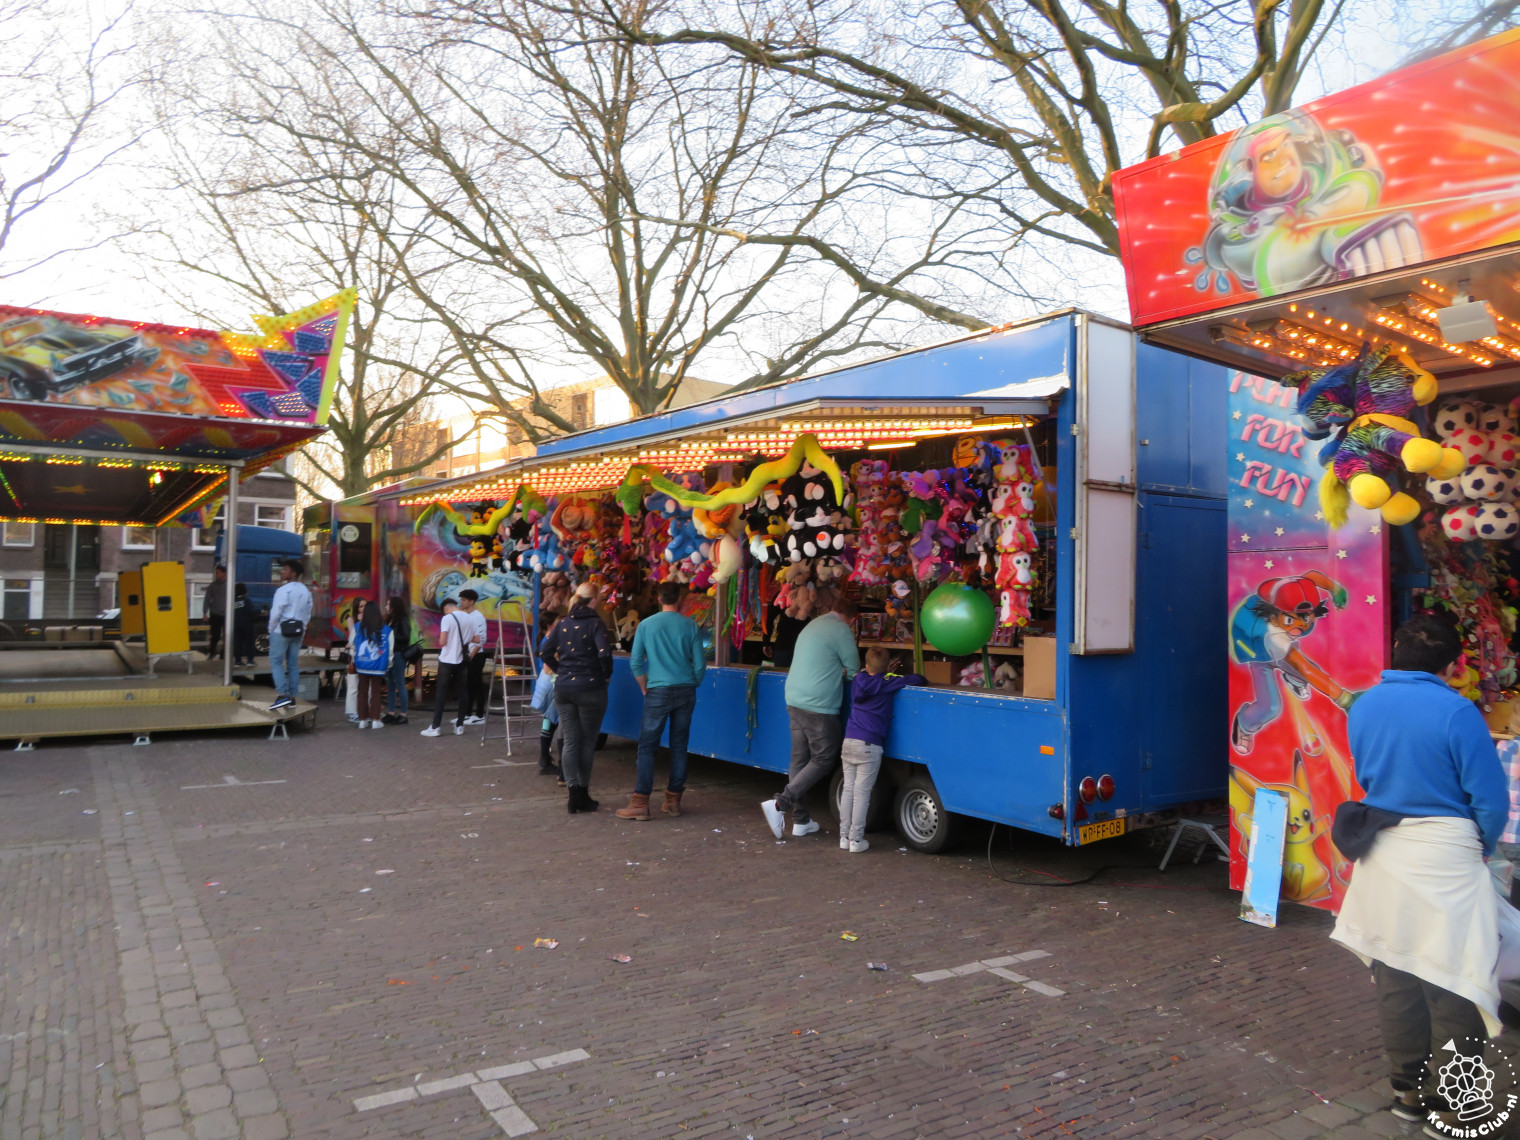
left=1187, top=109, right=1424, bottom=298
left=0, top=315, right=157, bottom=400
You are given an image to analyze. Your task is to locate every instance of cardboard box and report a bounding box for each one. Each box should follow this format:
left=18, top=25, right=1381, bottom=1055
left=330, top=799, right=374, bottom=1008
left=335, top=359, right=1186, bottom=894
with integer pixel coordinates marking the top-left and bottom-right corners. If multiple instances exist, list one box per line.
left=1022, top=636, right=1057, bottom=700
left=921, top=660, right=954, bottom=686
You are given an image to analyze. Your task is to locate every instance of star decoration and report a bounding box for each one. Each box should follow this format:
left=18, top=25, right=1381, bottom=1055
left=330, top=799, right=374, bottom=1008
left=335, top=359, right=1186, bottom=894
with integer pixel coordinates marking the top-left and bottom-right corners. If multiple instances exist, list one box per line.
left=1232, top=410, right=1243, bottom=420
left=1240, top=534, right=1251, bottom=543
left=1369, top=524, right=1381, bottom=535
left=1264, top=559, right=1274, bottom=569
left=1243, top=498, right=1255, bottom=509
left=1335, top=549, right=1347, bottom=560
left=1365, top=595, right=1377, bottom=605
left=1274, top=527, right=1284, bottom=537
left=1236, top=452, right=1246, bottom=462
left=1314, top=511, right=1325, bottom=521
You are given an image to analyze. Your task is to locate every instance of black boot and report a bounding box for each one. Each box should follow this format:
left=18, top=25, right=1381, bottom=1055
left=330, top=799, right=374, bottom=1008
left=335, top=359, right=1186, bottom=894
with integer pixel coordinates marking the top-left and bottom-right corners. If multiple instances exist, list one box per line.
left=582, top=788, right=599, bottom=812
left=567, top=786, right=582, bottom=815
left=539, top=732, right=556, bottom=775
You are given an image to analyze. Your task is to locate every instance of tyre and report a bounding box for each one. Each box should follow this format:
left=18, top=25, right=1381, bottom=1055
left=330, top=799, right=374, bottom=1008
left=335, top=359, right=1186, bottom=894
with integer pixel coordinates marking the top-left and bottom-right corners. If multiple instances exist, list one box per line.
left=893, top=773, right=957, bottom=853
left=830, top=765, right=894, bottom=832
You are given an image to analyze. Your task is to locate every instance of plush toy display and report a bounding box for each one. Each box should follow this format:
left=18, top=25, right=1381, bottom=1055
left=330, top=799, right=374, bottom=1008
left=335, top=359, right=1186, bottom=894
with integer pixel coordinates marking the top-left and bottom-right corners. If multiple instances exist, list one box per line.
left=1425, top=398, right=1520, bottom=543
left=1281, top=343, right=1460, bottom=527
left=468, top=538, right=489, bottom=578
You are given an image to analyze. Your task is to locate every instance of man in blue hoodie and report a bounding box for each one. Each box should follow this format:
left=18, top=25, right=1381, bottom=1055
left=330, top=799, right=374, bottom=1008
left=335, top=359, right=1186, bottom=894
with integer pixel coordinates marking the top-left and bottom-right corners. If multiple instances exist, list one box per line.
left=1332, top=614, right=1508, bottom=1126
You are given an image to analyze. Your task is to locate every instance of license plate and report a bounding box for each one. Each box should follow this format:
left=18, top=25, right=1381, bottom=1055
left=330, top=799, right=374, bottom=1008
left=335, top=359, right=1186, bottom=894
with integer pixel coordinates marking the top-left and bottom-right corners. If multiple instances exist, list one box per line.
left=1078, top=817, right=1127, bottom=845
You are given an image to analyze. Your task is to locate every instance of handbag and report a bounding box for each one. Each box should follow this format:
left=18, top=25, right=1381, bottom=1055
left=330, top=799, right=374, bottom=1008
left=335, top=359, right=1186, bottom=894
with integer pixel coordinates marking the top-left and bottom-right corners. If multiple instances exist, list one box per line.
left=404, top=640, right=425, bottom=665
left=280, top=618, right=304, bottom=638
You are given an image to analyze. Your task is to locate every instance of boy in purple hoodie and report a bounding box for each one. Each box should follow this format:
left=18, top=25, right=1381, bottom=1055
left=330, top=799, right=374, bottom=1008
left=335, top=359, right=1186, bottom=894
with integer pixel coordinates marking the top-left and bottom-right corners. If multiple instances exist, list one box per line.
left=839, top=648, right=924, bottom=853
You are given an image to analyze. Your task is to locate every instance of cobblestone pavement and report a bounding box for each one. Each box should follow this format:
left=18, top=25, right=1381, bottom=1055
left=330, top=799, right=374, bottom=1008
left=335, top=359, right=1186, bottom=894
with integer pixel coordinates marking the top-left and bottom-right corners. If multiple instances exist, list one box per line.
left=1, top=712, right=1517, bottom=1139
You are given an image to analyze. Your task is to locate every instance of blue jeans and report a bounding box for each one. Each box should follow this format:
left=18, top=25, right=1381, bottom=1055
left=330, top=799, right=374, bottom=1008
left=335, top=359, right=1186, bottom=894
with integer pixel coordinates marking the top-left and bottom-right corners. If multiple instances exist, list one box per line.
left=386, top=653, right=409, bottom=715
left=635, top=685, right=696, bottom=795
left=269, top=631, right=302, bottom=700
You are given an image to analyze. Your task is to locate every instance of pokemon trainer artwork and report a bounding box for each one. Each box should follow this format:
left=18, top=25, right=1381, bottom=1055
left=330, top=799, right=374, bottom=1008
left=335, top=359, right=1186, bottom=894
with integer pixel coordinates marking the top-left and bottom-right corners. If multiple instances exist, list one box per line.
left=1229, top=571, right=1360, bottom=757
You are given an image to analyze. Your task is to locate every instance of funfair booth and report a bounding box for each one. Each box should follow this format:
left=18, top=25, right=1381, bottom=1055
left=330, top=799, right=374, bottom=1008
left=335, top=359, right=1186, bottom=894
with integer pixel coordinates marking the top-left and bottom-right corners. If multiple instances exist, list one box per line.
left=407, top=312, right=1229, bottom=852
left=1111, top=30, right=1520, bottom=910
left=0, top=292, right=353, bottom=745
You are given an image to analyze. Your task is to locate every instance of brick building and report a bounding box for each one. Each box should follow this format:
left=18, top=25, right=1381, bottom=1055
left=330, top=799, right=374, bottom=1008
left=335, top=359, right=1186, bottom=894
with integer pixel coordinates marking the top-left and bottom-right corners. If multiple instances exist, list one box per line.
left=0, top=460, right=299, bottom=624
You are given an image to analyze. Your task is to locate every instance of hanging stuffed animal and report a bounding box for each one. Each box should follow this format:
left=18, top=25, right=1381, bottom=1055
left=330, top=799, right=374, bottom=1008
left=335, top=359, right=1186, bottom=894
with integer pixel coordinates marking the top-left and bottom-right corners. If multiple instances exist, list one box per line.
left=693, top=482, right=743, bottom=585
left=744, top=482, right=785, bottom=563
left=1281, top=343, right=1461, bottom=527
left=490, top=534, right=507, bottom=573
left=467, top=538, right=489, bottom=578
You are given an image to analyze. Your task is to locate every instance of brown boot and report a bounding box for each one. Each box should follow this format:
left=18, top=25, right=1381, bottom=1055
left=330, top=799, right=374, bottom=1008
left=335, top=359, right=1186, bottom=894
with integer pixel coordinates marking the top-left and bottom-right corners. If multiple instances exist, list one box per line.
left=662, top=790, right=683, bottom=817
left=615, top=793, right=651, bottom=821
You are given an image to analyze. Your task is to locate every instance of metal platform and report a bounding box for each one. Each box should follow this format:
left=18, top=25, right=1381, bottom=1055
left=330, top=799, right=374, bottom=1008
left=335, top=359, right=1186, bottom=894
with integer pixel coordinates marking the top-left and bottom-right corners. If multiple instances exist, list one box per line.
left=0, top=642, right=316, bottom=747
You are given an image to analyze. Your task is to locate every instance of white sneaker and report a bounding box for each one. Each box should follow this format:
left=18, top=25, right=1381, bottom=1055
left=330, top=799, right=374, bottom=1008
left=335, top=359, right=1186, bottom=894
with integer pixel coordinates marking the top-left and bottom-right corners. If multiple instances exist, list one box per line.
left=453, top=724, right=465, bottom=736
left=357, top=720, right=370, bottom=730
left=839, top=837, right=850, bottom=850
left=420, top=726, right=441, bottom=737
left=793, top=819, right=821, bottom=838
left=462, top=715, right=486, bottom=726
left=370, top=720, right=384, bottom=729
left=760, top=799, right=785, bottom=839
left=849, top=840, right=869, bottom=853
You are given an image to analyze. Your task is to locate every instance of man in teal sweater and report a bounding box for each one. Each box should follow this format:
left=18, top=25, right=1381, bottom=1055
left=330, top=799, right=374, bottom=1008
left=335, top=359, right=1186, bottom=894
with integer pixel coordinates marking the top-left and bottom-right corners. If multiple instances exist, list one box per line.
left=762, top=596, right=860, bottom=839
left=617, top=581, right=707, bottom=821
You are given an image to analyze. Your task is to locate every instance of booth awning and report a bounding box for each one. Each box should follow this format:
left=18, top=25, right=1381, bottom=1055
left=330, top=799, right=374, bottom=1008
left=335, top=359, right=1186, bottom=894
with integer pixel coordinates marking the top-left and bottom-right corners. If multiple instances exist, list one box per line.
left=1111, top=29, right=1520, bottom=382
left=0, top=293, right=353, bottom=524
left=400, top=313, right=1076, bottom=504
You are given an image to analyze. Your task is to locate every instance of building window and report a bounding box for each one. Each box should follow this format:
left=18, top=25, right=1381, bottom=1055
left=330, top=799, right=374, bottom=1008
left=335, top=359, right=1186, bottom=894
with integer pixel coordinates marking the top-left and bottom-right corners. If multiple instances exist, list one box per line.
left=121, top=526, right=154, bottom=550
left=570, top=392, right=589, bottom=430
left=2, top=578, right=31, bottom=620
left=2, top=522, right=34, bottom=547
left=254, top=505, right=289, bottom=530
left=192, top=508, right=223, bottom=551
left=187, top=577, right=209, bottom=616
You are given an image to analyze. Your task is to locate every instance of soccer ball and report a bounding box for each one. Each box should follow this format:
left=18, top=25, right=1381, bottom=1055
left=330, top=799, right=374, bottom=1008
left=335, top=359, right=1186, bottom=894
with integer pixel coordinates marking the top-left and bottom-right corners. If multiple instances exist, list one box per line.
left=1451, top=430, right=1491, bottom=465
left=1487, top=432, right=1520, bottom=467
left=1444, top=504, right=1481, bottom=542
left=1426, top=475, right=1465, bottom=505
left=1461, top=464, right=1512, bottom=501
left=1434, top=400, right=1479, bottom=439
left=1479, top=403, right=1517, bottom=435
left=1475, top=502, right=1520, bottom=541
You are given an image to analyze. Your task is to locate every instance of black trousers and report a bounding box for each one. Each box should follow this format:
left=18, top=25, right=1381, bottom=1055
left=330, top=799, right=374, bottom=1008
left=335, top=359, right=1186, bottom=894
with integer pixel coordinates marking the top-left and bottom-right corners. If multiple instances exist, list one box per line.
left=206, top=618, right=223, bottom=658
left=1374, top=960, right=1488, bottom=1092
left=430, top=661, right=470, bottom=729
left=467, top=651, right=488, bottom=718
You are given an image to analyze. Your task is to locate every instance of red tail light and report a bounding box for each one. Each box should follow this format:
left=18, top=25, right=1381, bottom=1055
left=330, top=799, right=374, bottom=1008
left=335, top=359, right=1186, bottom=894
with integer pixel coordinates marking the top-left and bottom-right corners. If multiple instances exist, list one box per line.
left=1097, top=774, right=1115, bottom=802
left=1078, top=776, right=1098, bottom=804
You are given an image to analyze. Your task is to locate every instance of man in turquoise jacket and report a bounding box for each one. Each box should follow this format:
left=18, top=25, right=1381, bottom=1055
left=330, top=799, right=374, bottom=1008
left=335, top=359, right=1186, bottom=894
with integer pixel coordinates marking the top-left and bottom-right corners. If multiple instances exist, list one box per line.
left=617, top=581, right=706, bottom=821
left=762, top=596, right=860, bottom=839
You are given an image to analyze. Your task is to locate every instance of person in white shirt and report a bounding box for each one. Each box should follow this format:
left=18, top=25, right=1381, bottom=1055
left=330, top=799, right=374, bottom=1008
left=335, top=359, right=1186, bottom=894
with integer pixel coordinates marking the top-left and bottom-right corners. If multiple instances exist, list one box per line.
left=421, top=599, right=470, bottom=737
left=457, top=590, right=490, bottom=726
left=267, top=559, right=312, bottom=710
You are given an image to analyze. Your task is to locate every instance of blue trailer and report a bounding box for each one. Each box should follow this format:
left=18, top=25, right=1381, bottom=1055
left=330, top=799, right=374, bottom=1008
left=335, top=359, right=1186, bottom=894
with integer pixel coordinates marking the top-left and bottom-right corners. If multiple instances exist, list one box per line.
left=523, top=311, right=1227, bottom=849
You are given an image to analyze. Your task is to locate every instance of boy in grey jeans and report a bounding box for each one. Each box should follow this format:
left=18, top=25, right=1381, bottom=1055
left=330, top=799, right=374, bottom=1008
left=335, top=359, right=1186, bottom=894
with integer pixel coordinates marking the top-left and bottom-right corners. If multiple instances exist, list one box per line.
left=838, top=647, right=924, bottom=853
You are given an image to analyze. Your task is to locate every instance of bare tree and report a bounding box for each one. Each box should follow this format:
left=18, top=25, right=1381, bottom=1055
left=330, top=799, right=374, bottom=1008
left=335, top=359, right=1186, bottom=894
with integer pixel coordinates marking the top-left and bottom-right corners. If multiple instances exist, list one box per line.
left=1399, top=0, right=1520, bottom=62
left=0, top=0, right=146, bottom=285
left=524, top=0, right=1357, bottom=323
left=124, top=104, right=473, bottom=498
left=201, top=0, right=971, bottom=415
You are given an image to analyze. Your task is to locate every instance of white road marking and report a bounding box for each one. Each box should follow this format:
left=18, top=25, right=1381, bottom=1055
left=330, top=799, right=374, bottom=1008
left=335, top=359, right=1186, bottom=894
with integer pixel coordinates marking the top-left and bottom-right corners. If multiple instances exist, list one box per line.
left=180, top=774, right=288, bottom=790
left=470, top=759, right=537, bottom=769
left=913, top=951, right=1063, bottom=997
left=354, top=1048, right=591, bottom=1135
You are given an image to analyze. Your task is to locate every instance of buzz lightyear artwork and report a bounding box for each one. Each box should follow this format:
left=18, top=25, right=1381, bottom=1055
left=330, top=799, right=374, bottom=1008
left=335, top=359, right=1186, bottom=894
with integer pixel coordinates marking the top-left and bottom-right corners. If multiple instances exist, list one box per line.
left=1229, top=571, right=1360, bottom=756
left=1188, top=109, right=1423, bottom=298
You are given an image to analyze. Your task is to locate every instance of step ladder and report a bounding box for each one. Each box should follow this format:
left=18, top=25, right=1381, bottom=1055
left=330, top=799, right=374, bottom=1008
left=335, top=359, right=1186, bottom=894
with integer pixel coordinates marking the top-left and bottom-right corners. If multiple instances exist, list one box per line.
left=481, top=609, right=539, bottom=753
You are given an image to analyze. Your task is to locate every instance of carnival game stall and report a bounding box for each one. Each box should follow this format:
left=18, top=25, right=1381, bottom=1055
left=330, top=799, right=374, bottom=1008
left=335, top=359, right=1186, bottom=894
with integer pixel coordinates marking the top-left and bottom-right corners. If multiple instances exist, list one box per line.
left=412, top=312, right=1229, bottom=851
left=1111, top=28, right=1520, bottom=910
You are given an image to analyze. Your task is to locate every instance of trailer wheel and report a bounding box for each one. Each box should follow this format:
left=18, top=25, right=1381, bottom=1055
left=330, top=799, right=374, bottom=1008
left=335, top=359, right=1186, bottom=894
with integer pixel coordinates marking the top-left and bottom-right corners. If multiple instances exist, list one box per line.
left=894, top=774, right=956, bottom=854
left=829, top=767, right=894, bottom=832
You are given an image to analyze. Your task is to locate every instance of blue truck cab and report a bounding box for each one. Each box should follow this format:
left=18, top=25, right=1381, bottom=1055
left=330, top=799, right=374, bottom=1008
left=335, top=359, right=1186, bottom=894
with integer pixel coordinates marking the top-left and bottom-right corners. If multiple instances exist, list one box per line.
left=214, top=525, right=304, bottom=626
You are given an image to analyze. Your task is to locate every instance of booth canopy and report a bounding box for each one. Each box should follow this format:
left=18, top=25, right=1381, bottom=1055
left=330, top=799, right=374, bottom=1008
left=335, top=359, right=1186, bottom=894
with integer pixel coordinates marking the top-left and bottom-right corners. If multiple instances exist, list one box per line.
left=400, top=315, right=1076, bottom=504
left=1112, top=29, right=1520, bottom=385
left=0, top=292, right=354, bottom=525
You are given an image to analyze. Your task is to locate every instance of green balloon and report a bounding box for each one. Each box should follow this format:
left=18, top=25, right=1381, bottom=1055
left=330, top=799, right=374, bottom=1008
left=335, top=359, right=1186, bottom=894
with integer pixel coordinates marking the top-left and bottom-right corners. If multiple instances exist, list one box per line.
left=920, top=583, right=995, bottom=656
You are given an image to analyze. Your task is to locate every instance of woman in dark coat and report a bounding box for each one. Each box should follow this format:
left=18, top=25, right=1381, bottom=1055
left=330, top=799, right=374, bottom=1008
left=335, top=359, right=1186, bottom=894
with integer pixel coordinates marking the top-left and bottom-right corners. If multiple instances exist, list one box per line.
left=539, top=583, right=613, bottom=813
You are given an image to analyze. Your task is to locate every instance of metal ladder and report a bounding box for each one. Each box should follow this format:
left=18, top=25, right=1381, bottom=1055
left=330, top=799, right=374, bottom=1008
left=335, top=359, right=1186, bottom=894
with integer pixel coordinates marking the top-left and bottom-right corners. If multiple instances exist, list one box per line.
left=481, top=608, right=539, bottom=752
